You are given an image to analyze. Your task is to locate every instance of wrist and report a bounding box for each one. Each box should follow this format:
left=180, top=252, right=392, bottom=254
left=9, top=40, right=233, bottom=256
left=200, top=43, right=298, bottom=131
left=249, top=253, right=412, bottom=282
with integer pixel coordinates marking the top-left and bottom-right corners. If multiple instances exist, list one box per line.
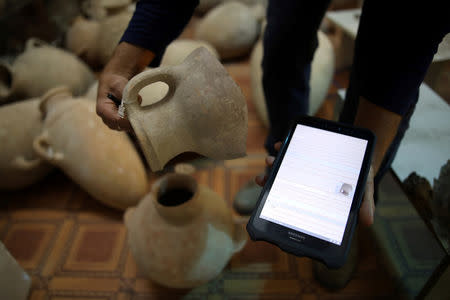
left=103, top=42, right=155, bottom=80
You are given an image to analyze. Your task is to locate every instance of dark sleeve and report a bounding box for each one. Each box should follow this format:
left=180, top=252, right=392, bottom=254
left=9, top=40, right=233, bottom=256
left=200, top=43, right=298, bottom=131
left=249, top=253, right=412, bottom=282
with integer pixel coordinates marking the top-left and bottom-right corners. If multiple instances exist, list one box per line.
left=120, top=0, right=199, bottom=65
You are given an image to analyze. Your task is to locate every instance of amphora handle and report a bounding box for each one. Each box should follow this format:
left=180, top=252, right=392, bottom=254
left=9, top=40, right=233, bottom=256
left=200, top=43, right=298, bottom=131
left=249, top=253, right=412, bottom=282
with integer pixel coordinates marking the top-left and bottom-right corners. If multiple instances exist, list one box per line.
left=122, top=67, right=177, bottom=113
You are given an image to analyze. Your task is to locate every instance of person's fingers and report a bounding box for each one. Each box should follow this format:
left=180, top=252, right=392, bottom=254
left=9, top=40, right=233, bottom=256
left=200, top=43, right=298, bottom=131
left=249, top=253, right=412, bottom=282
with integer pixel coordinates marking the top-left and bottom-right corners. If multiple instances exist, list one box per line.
left=255, top=174, right=268, bottom=187
left=274, top=142, right=282, bottom=151
left=265, top=156, right=275, bottom=168
left=359, top=166, right=375, bottom=226
left=96, top=96, right=133, bottom=131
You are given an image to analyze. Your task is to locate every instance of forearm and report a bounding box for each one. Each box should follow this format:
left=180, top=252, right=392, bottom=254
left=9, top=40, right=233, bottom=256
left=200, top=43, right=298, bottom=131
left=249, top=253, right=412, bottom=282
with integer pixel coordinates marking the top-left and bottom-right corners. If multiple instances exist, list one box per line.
left=353, top=97, right=402, bottom=174
left=103, top=42, right=155, bottom=79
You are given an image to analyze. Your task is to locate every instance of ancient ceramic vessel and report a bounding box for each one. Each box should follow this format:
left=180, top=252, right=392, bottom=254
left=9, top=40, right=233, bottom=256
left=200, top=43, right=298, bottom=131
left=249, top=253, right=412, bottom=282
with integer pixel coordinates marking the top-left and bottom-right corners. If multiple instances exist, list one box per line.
left=161, top=39, right=219, bottom=66
left=194, top=1, right=264, bottom=60
left=0, top=99, right=53, bottom=190
left=121, top=47, right=248, bottom=171
left=0, top=38, right=94, bottom=102
left=82, top=0, right=132, bottom=20
left=0, top=242, right=31, bottom=300
left=66, top=12, right=132, bottom=67
left=33, top=87, right=148, bottom=210
left=124, top=173, right=247, bottom=288
left=250, top=31, right=334, bottom=126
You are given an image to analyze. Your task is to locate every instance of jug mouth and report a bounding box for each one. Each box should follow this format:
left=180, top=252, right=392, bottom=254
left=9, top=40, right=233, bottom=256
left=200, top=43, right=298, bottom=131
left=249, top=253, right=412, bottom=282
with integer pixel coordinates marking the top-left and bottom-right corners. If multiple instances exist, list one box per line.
left=157, top=174, right=197, bottom=207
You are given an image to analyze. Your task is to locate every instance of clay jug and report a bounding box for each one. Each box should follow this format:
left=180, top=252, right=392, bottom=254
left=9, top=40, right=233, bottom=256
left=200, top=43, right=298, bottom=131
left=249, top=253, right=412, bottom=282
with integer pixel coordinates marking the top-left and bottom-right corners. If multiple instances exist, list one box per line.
left=82, top=0, right=132, bottom=20
left=33, top=87, right=148, bottom=210
left=124, top=173, right=247, bottom=288
left=161, top=39, right=219, bottom=66
left=121, top=47, right=248, bottom=172
left=194, top=1, right=264, bottom=60
left=0, top=38, right=95, bottom=102
left=250, top=31, right=334, bottom=126
left=0, top=99, right=53, bottom=190
left=66, top=12, right=132, bottom=67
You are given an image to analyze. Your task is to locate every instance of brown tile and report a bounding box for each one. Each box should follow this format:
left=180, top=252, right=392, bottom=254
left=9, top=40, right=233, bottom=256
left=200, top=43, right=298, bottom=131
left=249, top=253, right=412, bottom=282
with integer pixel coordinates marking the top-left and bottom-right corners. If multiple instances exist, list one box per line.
left=223, top=279, right=302, bottom=294
left=3, top=223, right=56, bottom=269
left=63, top=224, right=126, bottom=272
left=48, top=277, right=121, bottom=292
left=28, top=289, right=47, bottom=300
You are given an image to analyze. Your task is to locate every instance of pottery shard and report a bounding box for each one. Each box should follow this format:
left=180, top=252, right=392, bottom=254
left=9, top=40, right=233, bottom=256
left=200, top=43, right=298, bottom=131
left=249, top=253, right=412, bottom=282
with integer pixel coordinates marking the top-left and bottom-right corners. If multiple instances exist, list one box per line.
left=161, top=39, right=219, bottom=66
left=122, top=47, right=248, bottom=171
left=0, top=38, right=95, bottom=102
left=65, top=12, right=132, bottom=67
left=0, top=99, right=53, bottom=190
left=194, top=1, right=263, bottom=60
left=250, top=31, right=334, bottom=126
left=34, top=87, right=148, bottom=210
left=125, top=173, right=247, bottom=288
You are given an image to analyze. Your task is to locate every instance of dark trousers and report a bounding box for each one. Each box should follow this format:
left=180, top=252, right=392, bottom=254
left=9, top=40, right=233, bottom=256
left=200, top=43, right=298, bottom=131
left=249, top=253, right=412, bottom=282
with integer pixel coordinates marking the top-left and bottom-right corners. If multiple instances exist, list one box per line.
left=262, top=0, right=450, bottom=198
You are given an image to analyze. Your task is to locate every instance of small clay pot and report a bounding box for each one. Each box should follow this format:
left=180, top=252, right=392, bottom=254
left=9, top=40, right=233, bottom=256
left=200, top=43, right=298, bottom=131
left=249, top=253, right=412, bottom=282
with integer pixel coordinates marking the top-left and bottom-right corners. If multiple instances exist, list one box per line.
left=250, top=31, right=334, bottom=126
left=194, top=1, right=264, bottom=60
left=66, top=12, right=132, bottom=67
left=0, top=98, right=53, bottom=190
left=33, top=87, right=148, bottom=210
left=0, top=38, right=95, bottom=102
left=161, top=39, right=219, bottom=66
left=122, top=47, right=248, bottom=171
left=124, top=173, right=247, bottom=288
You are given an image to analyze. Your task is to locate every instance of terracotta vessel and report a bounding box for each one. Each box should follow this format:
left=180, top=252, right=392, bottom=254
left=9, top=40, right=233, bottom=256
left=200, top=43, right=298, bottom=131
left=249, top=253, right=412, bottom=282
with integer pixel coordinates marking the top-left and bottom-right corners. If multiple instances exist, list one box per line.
left=82, top=0, right=132, bottom=20
left=66, top=12, right=132, bottom=67
left=194, top=1, right=264, bottom=60
left=250, top=31, right=334, bottom=126
left=0, top=242, right=31, bottom=300
left=0, top=38, right=94, bottom=102
left=124, top=173, right=247, bottom=288
left=0, top=99, right=53, bottom=190
left=121, top=47, right=248, bottom=171
left=33, top=87, right=148, bottom=210
left=161, top=39, right=219, bottom=66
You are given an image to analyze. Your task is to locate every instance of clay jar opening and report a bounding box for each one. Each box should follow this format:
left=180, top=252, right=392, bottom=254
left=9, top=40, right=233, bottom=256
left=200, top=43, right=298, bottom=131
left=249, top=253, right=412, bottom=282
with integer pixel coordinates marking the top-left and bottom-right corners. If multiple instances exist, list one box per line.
left=157, top=174, right=197, bottom=207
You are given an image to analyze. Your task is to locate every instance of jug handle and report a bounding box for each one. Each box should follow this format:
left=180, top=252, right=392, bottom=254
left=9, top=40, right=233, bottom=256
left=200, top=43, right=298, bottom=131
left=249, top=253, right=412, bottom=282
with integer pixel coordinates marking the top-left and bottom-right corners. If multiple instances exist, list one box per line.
left=121, top=67, right=177, bottom=113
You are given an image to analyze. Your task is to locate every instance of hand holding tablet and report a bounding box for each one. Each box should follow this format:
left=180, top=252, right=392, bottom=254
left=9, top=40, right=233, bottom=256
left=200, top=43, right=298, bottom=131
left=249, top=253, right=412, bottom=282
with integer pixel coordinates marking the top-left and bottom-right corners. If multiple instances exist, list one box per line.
left=247, top=116, right=375, bottom=268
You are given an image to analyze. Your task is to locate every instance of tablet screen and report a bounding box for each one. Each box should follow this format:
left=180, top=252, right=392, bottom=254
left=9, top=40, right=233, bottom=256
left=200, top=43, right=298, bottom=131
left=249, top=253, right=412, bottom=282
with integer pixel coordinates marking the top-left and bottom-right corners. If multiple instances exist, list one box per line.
left=260, top=124, right=368, bottom=245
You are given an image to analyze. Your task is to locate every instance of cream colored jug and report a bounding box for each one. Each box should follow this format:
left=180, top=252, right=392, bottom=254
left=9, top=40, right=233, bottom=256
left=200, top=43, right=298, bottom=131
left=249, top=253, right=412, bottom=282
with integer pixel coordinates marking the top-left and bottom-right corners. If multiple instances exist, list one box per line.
left=125, top=173, right=247, bottom=288
left=0, top=38, right=95, bottom=102
left=0, top=99, right=53, bottom=190
left=121, top=47, right=248, bottom=171
left=33, top=87, right=148, bottom=210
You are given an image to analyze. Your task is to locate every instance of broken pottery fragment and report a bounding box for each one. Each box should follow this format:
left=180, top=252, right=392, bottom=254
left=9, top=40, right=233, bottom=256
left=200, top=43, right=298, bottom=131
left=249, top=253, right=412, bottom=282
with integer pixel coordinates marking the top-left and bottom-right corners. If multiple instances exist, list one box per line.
left=124, top=173, right=247, bottom=288
left=250, top=31, right=334, bottom=126
left=65, top=12, right=132, bottom=67
left=161, top=39, right=219, bottom=66
left=431, top=160, right=450, bottom=248
left=122, top=47, right=248, bottom=171
left=0, top=99, right=53, bottom=190
left=33, top=87, right=148, bottom=210
left=194, top=1, right=264, bottom=60
left=0, top=38, right=94, bottom=102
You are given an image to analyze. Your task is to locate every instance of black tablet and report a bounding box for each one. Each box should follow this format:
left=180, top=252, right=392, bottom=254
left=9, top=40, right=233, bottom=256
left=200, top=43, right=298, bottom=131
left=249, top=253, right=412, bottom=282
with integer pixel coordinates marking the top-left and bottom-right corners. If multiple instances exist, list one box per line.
left=247, top=116, right=375, bottom=268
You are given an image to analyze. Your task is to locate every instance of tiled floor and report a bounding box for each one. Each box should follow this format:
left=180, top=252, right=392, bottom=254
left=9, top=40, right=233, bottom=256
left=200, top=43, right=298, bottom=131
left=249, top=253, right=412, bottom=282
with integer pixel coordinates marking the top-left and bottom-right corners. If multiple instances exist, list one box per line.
left=0, top=17, right=400, bottom=300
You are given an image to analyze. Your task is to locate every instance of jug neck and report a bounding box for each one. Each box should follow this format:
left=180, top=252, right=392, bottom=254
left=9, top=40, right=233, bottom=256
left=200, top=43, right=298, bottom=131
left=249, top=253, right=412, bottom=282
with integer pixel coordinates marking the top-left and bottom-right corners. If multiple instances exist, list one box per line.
left=153, top=174, right=202, bottom=225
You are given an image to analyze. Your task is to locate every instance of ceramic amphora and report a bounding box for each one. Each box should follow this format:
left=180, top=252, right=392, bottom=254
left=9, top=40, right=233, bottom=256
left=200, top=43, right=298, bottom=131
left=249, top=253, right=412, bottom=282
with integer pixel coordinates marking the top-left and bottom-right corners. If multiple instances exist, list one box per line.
left=66, top=12, right=132, bottom=67
left=194, top=1, right=264, bottom=60
left=33, top=87, right=148, bottom=210
left=82, top=0, right=132, bottom=20
left=0, top=99, right=53, bottom=190
left=124, top=173, right=247, bottom=288
left=250, top=31, right=334, bottom=126
left=121, top=47, right=248, bottom=172
left=161, top=39, right=219, bottom=66
left=0, top=38, right=94, bottom=102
